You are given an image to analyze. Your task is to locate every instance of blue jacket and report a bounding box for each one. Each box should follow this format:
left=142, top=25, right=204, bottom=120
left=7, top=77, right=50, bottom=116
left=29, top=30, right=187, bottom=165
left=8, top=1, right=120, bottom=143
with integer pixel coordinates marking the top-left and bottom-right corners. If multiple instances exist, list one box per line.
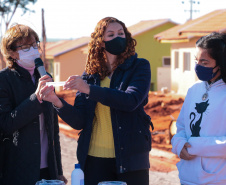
left=56, top=53, right=153, bottom=173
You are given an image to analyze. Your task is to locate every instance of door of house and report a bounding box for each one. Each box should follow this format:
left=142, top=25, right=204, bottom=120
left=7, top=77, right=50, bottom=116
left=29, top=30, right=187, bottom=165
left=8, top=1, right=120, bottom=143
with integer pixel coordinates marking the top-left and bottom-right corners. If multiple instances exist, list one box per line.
left=54, top=62, right=61, bottom=92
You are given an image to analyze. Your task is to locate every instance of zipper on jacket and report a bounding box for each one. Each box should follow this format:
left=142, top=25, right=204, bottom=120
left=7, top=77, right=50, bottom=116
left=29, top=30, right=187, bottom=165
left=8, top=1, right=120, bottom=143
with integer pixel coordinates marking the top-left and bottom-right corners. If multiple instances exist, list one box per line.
left=120, top=165, right=123, bottom=173
left=115, top=112, right=123, bottom=173
left=110, top=69, right=124, bottom=173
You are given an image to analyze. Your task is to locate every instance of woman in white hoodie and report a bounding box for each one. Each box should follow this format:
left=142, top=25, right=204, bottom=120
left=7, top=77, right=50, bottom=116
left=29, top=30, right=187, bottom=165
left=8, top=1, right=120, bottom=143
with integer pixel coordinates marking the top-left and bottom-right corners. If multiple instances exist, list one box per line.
left=172, top=32, right=226, bottom=185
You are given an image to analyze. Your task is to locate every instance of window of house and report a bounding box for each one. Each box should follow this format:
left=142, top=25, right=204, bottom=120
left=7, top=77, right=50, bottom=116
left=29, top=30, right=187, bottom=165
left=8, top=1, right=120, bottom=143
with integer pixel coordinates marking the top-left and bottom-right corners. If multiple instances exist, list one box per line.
left=174, top=51, right=179, bottom=69
left=183, top=52, right=191, bottom=71
left=162, top=57, right=171, bottom=67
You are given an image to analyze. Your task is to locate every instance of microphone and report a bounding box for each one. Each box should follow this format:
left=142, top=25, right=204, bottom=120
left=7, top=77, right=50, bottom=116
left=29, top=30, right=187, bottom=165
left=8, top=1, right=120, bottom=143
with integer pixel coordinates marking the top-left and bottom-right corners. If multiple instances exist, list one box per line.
left=35, top=58, right=47, bottom=77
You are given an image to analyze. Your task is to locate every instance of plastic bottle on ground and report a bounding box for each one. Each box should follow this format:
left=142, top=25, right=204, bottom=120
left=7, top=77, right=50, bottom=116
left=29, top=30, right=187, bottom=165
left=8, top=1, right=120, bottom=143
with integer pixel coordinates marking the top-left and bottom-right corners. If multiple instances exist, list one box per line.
left=71, top=163, right=84, bottom=185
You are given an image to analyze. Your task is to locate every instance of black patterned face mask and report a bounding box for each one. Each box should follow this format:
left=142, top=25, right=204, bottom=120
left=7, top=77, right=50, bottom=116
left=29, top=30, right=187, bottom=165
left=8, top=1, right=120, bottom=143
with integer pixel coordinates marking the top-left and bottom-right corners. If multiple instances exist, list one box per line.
left=104, top=37, right=126, bottom=55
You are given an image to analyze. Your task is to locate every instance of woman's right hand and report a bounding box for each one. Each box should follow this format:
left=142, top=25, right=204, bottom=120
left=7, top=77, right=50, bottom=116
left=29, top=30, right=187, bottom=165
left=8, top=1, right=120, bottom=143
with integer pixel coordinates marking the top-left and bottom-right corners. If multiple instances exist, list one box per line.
left=180, top=142, right=196, bottom=160
left=64, top=75, right=90, bottom=94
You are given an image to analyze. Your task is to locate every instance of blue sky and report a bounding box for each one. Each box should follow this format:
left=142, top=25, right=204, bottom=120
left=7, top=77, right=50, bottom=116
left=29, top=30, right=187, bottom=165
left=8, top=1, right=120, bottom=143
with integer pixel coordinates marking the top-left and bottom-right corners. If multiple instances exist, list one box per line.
left=10, top=0, right=226, bottom=40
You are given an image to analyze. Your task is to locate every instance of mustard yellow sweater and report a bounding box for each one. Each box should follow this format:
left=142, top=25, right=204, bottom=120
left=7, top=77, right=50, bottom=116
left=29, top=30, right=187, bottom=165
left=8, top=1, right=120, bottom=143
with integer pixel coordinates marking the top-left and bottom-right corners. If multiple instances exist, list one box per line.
left=88, top=77, right=115, bottom=158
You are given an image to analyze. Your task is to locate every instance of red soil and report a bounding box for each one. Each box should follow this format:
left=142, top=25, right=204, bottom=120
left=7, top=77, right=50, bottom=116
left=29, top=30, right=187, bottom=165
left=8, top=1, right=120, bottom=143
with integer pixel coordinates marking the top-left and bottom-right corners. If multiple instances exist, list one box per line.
left=56, top=90, right=185, bottom=172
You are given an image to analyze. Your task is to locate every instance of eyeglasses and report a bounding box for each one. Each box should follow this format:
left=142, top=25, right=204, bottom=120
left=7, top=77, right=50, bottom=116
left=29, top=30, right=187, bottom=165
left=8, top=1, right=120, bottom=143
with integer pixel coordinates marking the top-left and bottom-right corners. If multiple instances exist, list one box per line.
left=14, top=41, right=40, bottom=52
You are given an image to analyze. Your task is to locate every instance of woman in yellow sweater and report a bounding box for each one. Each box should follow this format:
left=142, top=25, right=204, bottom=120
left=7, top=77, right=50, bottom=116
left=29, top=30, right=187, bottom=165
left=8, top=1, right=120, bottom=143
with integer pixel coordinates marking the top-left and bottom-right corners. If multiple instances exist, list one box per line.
left=40, top=17, right=153, bottom=185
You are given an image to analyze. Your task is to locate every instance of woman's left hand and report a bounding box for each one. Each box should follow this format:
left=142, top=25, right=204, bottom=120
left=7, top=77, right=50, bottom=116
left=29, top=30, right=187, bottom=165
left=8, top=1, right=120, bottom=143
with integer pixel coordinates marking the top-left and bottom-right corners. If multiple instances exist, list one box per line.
left=58, top=175, right=68, bottom=184
left=180, top=142, right=196, bottom=160
left=39, top=84, right=58, bottom=103
left=35, top=75, right=53, bottom=102
left=63, top=75, right=90, bottom=94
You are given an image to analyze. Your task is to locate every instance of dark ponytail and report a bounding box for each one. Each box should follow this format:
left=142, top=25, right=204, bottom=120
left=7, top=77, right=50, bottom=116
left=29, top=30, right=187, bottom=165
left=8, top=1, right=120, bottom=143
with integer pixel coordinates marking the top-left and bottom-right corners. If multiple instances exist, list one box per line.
left=196, top=32, right=226, bottom=83
left=220, top=34, right=226, bottom=83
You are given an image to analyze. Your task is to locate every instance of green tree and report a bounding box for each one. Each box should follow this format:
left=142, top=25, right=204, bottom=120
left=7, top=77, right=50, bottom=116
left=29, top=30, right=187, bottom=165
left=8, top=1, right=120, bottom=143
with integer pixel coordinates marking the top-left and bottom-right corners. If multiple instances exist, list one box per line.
left=0, top=0, right=37, bottom=29
left=0, top=0, right=38, bottom=68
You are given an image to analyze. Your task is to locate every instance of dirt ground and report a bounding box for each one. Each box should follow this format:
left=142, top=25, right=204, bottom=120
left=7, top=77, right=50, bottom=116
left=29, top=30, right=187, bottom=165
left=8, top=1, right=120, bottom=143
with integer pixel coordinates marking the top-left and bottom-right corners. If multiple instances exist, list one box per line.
left=56, top=90, right=185, bottom=173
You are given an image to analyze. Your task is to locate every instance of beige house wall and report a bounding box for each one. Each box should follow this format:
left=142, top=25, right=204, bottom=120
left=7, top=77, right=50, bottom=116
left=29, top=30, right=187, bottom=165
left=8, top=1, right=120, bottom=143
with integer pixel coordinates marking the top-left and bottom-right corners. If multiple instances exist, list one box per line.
left=53, top=46, right=88, bottom=91
left=171, top=38, right=199, bottom=95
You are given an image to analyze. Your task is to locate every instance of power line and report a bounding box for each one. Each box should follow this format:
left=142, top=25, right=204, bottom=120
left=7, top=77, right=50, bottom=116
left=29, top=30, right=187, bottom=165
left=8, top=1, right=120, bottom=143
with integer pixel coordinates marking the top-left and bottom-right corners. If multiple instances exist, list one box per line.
left=182, top=0, right=200, bottom=20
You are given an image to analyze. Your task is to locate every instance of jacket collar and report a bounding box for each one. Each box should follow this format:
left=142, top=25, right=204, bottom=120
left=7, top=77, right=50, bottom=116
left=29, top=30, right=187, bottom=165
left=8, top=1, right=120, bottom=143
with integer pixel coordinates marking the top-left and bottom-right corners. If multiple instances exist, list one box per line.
left=12, top=63, right=39, bottom=80
left=117, top=53, right=137, bottom=70
left=82, top=72, right=99, bottom=80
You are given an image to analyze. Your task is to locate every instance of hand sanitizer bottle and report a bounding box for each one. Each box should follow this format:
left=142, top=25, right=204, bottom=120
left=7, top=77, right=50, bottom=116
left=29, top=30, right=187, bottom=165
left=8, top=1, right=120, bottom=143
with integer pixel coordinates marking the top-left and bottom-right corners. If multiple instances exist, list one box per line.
left=71, top=163, right=84, bottom=185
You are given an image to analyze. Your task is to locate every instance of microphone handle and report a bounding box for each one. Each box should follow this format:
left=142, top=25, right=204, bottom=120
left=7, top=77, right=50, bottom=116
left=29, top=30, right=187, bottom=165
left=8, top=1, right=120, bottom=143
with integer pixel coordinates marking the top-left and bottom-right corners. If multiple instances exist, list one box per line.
left=37, top=66, right=47, bottom=77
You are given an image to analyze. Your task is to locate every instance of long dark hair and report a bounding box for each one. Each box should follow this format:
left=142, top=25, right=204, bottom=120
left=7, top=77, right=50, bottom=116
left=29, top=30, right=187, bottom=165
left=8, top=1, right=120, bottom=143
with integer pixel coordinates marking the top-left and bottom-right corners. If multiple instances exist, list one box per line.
left=196, top=32, right=226, bottom=83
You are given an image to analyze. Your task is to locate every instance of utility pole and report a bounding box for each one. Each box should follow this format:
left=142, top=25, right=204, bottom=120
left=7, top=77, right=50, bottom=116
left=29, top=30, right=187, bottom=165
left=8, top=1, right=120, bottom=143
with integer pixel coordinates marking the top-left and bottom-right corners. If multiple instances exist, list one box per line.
left=41, top=8, right=48, bottom=72
left=182, top=0, right=200, bottom=21
left=0, top=24, right=6, bottom=69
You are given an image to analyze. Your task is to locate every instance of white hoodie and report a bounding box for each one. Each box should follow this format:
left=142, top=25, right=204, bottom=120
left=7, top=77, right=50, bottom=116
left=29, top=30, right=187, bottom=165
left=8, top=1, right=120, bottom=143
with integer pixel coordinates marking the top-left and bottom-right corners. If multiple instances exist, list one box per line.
left=172, top=79, right=226, bottom=185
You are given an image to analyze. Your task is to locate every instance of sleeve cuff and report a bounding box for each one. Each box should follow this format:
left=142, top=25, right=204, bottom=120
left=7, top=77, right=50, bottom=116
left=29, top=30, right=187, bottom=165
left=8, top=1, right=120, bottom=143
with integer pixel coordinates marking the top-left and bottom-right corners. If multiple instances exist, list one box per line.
left=52, top=98, right=68, bottom=113
left=30, top=93, right=43, bottom=104
left=177, top=140, right=187, bottom=158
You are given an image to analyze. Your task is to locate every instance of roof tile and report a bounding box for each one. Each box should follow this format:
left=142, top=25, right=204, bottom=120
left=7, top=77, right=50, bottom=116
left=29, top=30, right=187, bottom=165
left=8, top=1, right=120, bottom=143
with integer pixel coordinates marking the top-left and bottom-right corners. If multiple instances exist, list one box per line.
left=128, top=19, right=177, bottom=36
left=155, top=9, right=226, bottom=42
left=45, top=37, right=90, bottom=59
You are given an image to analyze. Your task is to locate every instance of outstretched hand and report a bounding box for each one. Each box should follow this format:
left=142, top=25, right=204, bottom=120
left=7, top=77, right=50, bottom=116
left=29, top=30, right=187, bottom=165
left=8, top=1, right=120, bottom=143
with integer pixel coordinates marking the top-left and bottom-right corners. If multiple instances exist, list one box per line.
left=180, top=142, right=196, bottom=160
left=63, top=75, right=90, bottom=94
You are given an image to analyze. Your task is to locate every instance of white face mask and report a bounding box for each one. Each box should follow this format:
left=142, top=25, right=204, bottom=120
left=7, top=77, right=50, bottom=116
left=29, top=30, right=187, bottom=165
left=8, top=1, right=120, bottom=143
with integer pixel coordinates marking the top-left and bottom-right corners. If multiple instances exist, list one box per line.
left=17, top=47, right=40, bottom=68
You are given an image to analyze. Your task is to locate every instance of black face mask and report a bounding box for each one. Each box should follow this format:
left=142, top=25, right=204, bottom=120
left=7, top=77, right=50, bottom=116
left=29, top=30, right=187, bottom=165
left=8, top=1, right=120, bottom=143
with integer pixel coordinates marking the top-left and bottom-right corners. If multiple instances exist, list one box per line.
left=104, top=37, right=126, bottom=55
left=195, top=63, right=219, bottom=81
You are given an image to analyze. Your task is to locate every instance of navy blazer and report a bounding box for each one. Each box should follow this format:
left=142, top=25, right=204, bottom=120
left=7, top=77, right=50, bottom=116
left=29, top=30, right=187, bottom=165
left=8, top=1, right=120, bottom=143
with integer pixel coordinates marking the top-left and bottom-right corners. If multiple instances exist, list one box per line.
left=0, top=64, right=63, bottom=185
left=56, top=53, right=153, bottom=173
